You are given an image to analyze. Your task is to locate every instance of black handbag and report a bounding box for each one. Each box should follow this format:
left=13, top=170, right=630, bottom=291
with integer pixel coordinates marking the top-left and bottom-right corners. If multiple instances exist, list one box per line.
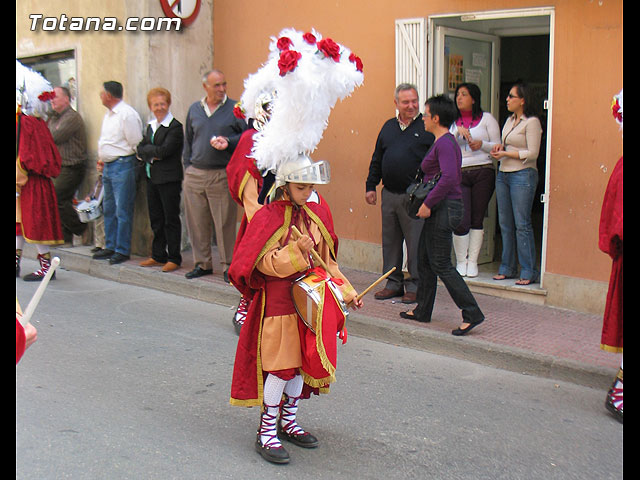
left=406, top=169, right=441, bottom=219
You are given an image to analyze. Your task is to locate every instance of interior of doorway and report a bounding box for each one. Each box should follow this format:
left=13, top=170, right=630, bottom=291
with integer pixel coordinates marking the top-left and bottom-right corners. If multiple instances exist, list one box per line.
left=430, top=12, right=551, bottom=288
left=494, top=34, right=549, bottom=283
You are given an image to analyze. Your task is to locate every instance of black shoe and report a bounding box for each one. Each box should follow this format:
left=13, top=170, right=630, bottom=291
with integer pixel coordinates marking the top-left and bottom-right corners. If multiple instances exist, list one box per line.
left=255, top=436, right=290, bottom=464
left=92, top=248, right=114, bottom=260
left=452, top=318, right=484, bottom=336
left=277, top=424, right=319, bottom=448
left=399, top=311, right=430, bottom=323
left=109, top=253, right=130, bottom=265
left=23, top=271, right=56, bottom=282
left=223, top=270, right=230, bottom=284
left=185, top=266, right=213, bottom=279
left=90, top=246, right=102, bottom=253
left=232, top=316, right=243, bottom=335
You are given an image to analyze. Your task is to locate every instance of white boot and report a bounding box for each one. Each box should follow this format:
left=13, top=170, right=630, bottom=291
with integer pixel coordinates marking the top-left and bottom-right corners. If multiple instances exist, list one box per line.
left=452, top=233, right=469, bottom=276
left=466, top=229, right=484, bottom=278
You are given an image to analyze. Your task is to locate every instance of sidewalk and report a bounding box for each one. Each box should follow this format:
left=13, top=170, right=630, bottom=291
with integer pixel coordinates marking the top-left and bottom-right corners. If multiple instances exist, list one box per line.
left=21, top=243, right=619, bottom=390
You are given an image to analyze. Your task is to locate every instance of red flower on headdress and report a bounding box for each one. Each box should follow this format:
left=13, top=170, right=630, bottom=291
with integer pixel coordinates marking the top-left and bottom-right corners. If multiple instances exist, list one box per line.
left=38, top=90, right=56, bottom=102
left=233, top=102, right=246, bottom=120
left=349, top=52, right=364, bottom=72
left=317, top=38, right=341, bottom=62
left=611, top=99, right=622, bottom=124
left=277, top=36, right=293, bottom=51
left=278, top=49, right=302, bottom=76
left=303, top=32, right=317, bottom=45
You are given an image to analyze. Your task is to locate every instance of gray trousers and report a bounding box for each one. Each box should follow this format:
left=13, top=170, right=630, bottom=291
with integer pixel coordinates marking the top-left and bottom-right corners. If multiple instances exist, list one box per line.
left=182, top=165, right=237, bottom=270
left=380, top=188, right=423, bottom=293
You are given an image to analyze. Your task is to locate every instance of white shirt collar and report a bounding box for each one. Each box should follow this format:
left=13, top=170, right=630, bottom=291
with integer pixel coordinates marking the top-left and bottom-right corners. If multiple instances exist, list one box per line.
left=200, top=95, right=227, bottom=117
left=149, top=112, right=174, bottom=132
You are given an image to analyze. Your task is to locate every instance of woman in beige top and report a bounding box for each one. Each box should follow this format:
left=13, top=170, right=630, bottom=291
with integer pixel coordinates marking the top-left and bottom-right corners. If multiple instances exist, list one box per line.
left=490, top=82, right=543, bottom=285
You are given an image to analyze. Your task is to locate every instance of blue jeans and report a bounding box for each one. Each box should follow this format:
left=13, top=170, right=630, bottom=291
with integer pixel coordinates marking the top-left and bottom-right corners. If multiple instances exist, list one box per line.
left=102, top=155, right=136, bottom=256
left=414, top=199, right=484, bottom=324
left=495, top=168, right=539, bottom=281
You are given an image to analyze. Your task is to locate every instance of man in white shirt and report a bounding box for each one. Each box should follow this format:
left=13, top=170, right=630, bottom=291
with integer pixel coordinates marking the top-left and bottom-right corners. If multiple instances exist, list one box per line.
left=93, top=81, right=143, bottom=264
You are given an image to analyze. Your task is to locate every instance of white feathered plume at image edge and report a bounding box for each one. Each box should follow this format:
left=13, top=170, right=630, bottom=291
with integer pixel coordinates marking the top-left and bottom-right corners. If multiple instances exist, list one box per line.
left=16, top=60, right=55, bottom=118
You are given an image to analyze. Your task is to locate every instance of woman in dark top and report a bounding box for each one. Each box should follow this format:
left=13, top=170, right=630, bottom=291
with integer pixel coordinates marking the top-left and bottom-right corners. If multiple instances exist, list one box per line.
left=400, top=95, right=484, bottom=336
left=136, top=87, right=184, bottom=272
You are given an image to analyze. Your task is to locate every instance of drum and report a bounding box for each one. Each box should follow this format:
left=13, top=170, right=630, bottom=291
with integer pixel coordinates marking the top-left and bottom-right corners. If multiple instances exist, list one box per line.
left=291, top=270, right=349, bottom=334
left=75, top=199, right=103, bottom=223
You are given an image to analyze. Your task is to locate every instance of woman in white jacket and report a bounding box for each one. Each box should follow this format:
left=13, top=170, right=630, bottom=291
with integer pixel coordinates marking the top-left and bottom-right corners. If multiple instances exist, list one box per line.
left=450, top=83, right=501, bottom=277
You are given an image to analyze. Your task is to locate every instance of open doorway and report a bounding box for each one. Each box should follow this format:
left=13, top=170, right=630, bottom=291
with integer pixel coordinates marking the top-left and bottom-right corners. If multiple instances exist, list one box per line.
left=497, top=34, right=549, bottom=280
left=427, top=8, right=553, bottom=288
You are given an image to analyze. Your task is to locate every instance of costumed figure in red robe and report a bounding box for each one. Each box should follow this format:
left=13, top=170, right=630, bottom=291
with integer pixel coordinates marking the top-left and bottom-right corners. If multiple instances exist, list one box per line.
left=16, top=60, right=63, bottom=281
left=16, top=298, right=38, bottom=364
left=227, top=87, right=276, bottom=334
left=228, top=27, right=364, bottom=465
left=599, top=88, right=623, bottom=423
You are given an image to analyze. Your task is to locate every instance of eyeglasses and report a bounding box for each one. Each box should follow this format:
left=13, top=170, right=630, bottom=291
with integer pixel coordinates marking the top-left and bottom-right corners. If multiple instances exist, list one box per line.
left=507, top=93, right=521, bottom=99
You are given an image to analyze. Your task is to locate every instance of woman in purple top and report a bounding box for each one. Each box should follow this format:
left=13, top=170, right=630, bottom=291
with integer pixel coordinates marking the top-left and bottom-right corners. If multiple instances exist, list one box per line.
left=400, top=95, right=484, bottom=336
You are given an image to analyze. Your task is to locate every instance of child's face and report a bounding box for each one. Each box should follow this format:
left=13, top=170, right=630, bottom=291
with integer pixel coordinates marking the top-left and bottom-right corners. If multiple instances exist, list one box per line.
left=287, top=183, right=315, bottom=206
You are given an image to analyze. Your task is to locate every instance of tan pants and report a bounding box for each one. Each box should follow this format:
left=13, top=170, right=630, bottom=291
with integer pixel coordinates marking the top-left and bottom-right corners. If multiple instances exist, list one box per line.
left=182, top=165, right=237, bottom=270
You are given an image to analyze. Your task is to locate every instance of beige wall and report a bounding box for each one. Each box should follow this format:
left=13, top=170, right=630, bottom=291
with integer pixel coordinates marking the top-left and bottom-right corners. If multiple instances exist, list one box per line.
left=212, top=1, right=623, bottom=297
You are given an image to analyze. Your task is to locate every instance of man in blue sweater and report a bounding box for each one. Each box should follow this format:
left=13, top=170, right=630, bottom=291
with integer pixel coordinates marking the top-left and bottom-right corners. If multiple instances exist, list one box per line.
left=183, top=69, right=247, bottom=280
left=365, top=84, right=434, bottom=303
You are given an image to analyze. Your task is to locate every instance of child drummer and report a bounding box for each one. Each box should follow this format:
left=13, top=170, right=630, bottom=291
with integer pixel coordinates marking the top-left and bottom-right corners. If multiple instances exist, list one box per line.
left=229, top=153, right=363, bottom=464
left=227, top=28, right=365, bottom=464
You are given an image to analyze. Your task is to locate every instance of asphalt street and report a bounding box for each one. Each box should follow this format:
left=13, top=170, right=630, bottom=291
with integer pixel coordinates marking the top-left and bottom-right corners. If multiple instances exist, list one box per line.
left=16, top=259, right=623, bottom=479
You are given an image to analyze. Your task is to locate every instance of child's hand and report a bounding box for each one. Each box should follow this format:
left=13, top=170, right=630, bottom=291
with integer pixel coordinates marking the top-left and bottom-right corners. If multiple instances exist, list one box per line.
left=296, top=235, right=314, bottom=255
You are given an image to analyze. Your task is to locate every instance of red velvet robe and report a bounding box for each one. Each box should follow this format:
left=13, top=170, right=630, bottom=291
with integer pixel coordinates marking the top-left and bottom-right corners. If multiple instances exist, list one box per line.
left=228, top=199, right=353, bottom=407
left=16, top=318, right=26, bottom=364
left=598, top=156, right=623, bottom=353
left=16, top=113, right=63, bottom=244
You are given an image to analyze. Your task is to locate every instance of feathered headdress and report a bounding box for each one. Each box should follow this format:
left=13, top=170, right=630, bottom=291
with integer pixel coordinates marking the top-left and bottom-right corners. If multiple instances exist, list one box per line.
left=16, top=60, right=55, bottom=116
left=16, top=60, right=55, bottom=118
left=611, top=89, right=623, bottom=129
left=236, top=28, right=364, bottom=176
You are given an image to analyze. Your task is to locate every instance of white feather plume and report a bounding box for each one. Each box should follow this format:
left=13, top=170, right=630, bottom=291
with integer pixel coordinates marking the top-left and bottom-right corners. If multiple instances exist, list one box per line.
left=243, top=28, right=364, bottom=174
left=16, top=60, right=54, bottom=117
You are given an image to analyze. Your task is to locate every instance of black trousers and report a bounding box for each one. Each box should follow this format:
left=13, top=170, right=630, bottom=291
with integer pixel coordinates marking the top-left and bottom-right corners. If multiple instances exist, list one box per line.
left=414, top=199, right=484, bottom=324
left=53, top=164, right=87, bottom=242
left=146, top=179, right=182, bottom=265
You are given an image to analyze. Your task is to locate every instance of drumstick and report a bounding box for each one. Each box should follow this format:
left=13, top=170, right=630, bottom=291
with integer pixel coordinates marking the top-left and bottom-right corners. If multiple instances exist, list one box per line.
left=290, top=225, right=329, bottom=271
left=355, top=267, right=396, bottom=301
left=19, top=256, right=60, bottom=328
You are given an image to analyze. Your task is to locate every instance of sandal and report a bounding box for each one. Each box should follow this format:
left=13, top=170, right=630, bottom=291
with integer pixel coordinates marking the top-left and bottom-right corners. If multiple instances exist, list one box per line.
left=515, top=278, right=534, bottom=286
left=493, top=274, right=512, bottom=280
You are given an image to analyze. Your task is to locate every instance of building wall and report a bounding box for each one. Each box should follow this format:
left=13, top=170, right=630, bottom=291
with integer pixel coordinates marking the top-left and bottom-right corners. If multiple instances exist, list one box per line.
left=212, top=0, right=622, bottom=313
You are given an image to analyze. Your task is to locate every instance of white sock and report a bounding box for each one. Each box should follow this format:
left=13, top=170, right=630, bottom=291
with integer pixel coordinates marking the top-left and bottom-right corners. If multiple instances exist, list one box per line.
left=283, top=374, right=303, bottom=398
left=260, top=374, right=286, bottom=447
left=16, top=236, right=25, bottom=250
left=281, top=375, right=305, bottom=434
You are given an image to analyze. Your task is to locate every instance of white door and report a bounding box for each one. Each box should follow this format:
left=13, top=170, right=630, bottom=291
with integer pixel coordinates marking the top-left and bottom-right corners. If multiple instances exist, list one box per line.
left=432, top=26, right=500, bottom=265
left=395, top=18, right=427, bottom=108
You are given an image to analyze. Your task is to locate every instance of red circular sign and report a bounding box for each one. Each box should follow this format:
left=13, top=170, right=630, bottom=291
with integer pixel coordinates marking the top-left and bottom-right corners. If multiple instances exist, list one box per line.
left=160, top=0, right=201, bottom=27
